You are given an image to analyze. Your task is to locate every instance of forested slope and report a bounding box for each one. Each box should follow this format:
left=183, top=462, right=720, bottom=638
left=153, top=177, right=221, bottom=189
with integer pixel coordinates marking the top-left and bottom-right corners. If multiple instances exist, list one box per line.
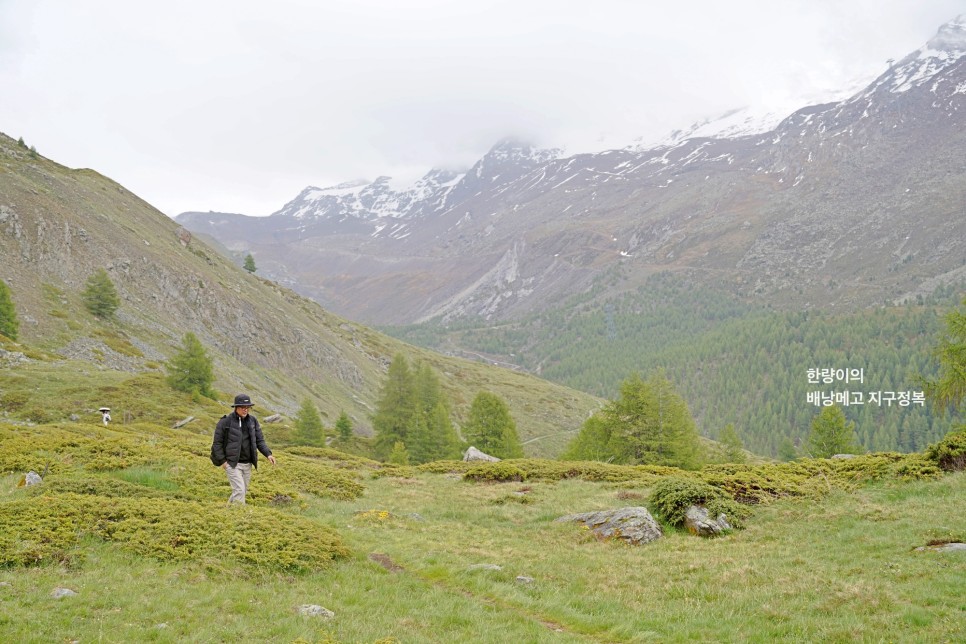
left=385, top=274, right=964, bottom=457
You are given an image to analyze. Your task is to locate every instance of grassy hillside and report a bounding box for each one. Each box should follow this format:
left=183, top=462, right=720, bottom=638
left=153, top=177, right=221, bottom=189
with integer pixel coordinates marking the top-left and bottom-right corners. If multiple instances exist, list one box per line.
left=0, top=132, right=601, bottom=458
left=1, top=403, right=963, bottom=642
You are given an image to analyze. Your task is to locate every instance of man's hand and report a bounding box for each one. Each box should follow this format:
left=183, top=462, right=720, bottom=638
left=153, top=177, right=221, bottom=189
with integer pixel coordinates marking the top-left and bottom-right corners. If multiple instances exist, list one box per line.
left=268, top=455, right=277, bottom=466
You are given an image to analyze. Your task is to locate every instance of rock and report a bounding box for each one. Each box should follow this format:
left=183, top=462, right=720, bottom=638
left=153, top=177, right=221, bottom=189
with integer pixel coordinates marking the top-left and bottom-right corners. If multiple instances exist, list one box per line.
left=515, top=575, right=535, bottom=584
left=51, top=587, right=78, bottom=599
left=684, top=505, right=732, bottom=537
left=176, top=226, right=191, bottom=247
left=262, top=414, right=282, bottom=423
left=298, top=605, right=335, bottom=618
left=463, top=446, right=500, bottom=462
left=22, top=471, right=42, bottom=487
left=556, top=507, right=663, bottom=545
left=172, top=416, right=195, bottom=429
left=830, top=453, right=858, bottom=459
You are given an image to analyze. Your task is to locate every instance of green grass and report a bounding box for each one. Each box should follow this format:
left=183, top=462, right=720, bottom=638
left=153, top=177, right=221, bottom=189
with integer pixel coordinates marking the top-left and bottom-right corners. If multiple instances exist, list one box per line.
left=2, top=438, right=962, bottom=642
left=110, top=466, right=180, bottom=492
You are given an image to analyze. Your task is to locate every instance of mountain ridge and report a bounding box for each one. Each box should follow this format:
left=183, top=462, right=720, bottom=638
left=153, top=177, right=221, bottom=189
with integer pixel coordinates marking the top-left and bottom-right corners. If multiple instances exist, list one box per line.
left=177, top=16, right=966, bottom=326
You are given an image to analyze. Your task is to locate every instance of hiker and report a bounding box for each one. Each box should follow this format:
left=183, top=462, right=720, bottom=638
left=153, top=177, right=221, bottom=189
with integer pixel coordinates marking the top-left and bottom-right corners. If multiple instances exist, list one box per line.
left=99, top=407, right=111, bottom=426
left=210, top=394, right=276, bottom=504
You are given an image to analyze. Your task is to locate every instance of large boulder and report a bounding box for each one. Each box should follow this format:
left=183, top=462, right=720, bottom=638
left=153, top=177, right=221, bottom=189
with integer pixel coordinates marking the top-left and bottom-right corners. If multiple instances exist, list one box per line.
left=463, top=446, right=500, bottom=462
left=556, top=507, right=663, bottom=545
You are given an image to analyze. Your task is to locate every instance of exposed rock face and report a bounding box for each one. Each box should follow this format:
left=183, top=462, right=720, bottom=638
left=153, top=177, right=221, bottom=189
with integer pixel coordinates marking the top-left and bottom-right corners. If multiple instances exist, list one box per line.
left=463, top=446, right=500, bottom=462
left=684, top=505, right=732, bottom=537
left=556, top=507, right=663, bottom=545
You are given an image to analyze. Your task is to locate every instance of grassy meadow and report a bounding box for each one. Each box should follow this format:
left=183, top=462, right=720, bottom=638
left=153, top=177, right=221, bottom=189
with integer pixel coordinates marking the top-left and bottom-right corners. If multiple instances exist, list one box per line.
left=1, top=410, right=963, bottom=643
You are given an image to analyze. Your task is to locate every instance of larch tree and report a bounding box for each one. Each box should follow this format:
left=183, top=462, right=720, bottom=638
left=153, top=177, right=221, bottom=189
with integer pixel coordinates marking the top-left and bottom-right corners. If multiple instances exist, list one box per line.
left=294, top=398, right=325, bottom=446
left=165, top=332, right=216, bottom=399
left=81, top=268, right=121, bottom=319
left=462, top=391, right=523, bottom=459
left=335, top=410, right=353, bottom=441
left=372, top=354, right=416, bottom=460
left=807, top=405, right=860, bottom=458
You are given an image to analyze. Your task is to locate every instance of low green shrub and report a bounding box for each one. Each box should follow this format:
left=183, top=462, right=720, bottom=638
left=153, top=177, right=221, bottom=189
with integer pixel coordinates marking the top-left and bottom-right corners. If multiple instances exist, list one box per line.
left=463, top=462, right=526, bottom=482
left=0, top=493, right=348, bottom=571
left=925, top=426, right=966, bottom=472
left=650, top=477, right=748, bottom=529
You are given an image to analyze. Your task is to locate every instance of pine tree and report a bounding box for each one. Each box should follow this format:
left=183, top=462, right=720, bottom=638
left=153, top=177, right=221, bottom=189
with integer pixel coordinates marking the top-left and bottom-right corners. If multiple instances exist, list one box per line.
left=294, top=398, right=324, bottom=445
left=807, top=405, right=860, bottom=458
left=462, top=391, right=523, bottom=458
left=335, top=410, right=353, bottom=441
left=165, top=332, right=216, bottom=399
left=81, top=268, right=121, bottom=318
left=0, top=280, right=19, bottom=340
left=372, top=354, right=416, bottom=459
left=243, top=254, right=257, bottom=273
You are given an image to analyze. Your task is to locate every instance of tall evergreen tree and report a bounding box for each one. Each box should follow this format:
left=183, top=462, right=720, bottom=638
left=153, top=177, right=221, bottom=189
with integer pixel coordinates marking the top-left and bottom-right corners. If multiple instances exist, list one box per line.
left=564, top=372, right=701, bottom=468
left=335, top=410, right=353, bottom=441
left=243, top=254, right=257, bottom=273
left=81, top=268, right=121, bottom=318
left=606, top=372, right=701, bottom=468
left=0, top=280, right=19, bottom=340
left=165, top=332, right=216, bottom=399
left=462, top=391, right=524, bottom=458
left=807, top=405, right=860, bottom=458
left=372, top=354, right=416, bottom=459
left=294, top=398, right=325, bottom=446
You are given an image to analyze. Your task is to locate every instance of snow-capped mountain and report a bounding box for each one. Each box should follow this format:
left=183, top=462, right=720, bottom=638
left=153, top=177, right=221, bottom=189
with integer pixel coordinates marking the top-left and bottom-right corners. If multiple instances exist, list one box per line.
left=178, top=16, right=966, bottom=325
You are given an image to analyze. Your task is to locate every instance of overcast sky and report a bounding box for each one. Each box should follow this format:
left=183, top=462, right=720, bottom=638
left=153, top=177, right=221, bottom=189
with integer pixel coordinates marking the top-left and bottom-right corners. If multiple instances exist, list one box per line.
left=1, top=1, right=963, bottom=217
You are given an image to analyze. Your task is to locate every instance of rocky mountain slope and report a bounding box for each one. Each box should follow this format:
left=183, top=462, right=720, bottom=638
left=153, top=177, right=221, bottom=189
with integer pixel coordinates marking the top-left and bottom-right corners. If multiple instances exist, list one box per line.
left=178, top=16, right=966, bottom=326
left=0, top=133, right=602, bottom=454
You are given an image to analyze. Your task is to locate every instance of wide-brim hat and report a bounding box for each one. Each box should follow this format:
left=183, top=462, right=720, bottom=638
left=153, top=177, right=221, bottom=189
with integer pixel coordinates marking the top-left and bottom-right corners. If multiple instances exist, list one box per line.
left=98, top=407, right=111, bottom=412
left=231, top=394, right=254, bottom=407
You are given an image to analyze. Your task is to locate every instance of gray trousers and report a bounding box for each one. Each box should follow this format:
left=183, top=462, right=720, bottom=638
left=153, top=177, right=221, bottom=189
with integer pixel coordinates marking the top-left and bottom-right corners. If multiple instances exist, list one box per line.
left=225, top=462, right=253, bottom=504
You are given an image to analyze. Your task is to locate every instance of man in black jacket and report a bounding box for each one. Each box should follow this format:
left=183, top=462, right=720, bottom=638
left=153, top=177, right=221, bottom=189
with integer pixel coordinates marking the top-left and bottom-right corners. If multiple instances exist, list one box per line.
left=210, top=394, right=276, bottom=504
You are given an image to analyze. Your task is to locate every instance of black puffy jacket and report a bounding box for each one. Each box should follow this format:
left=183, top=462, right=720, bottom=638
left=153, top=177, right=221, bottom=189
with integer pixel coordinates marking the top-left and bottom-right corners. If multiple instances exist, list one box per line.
left=210, top=412, right=272, bottom=469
